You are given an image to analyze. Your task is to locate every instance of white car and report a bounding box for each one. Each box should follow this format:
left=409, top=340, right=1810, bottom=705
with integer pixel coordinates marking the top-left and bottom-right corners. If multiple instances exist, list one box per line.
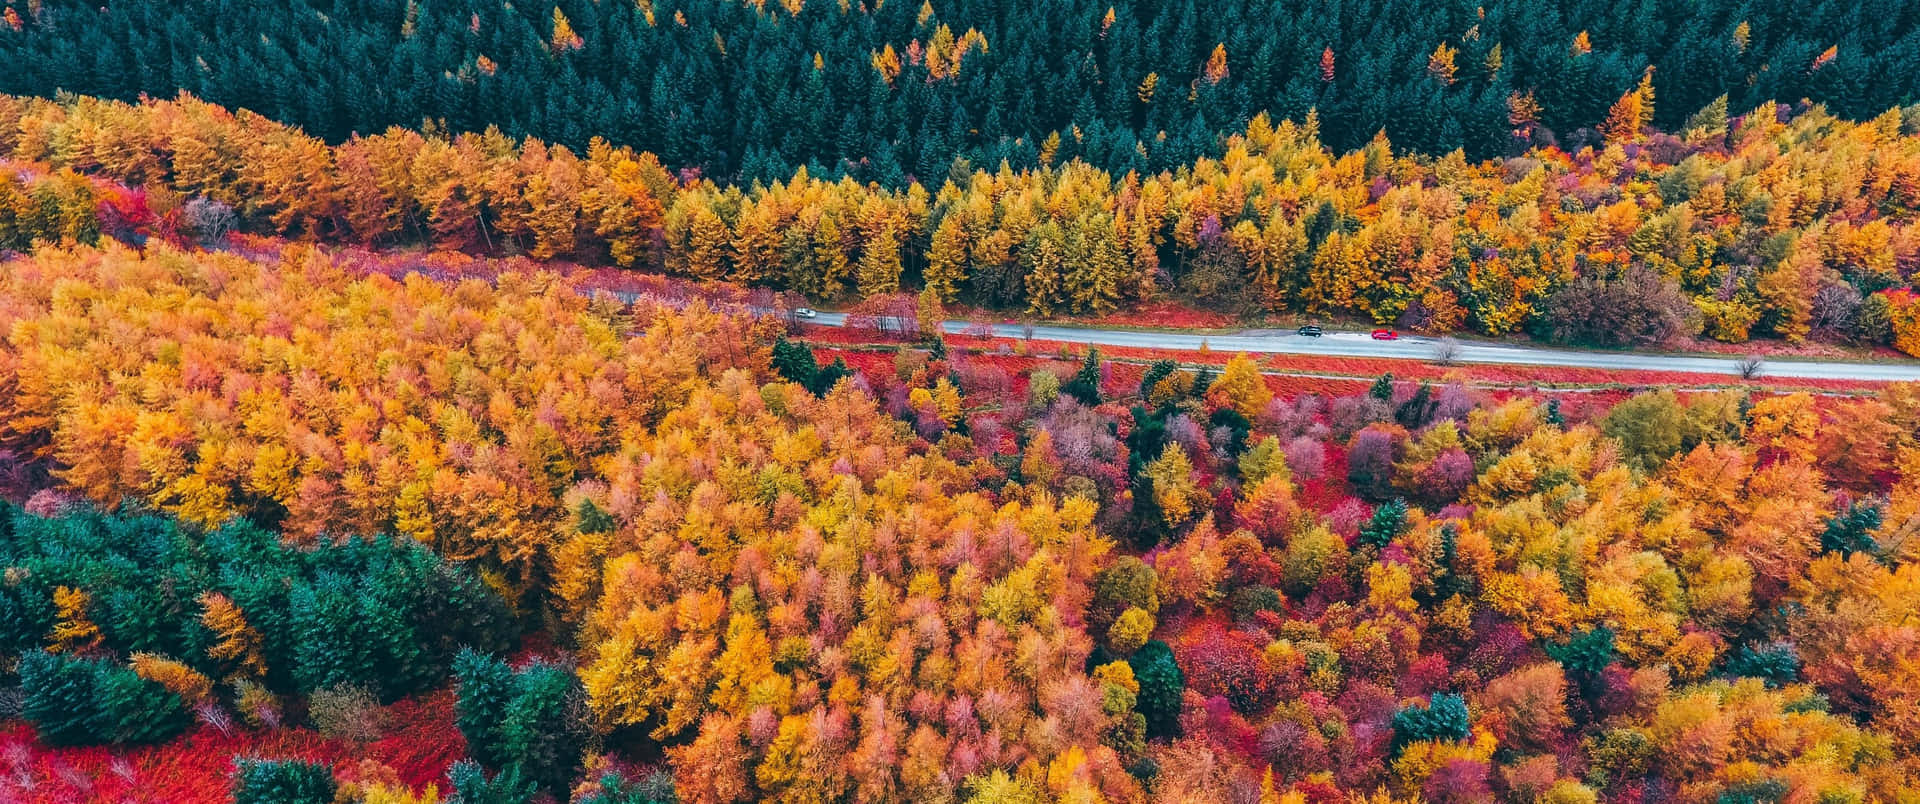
left=794, top=307, right=818, bottom=319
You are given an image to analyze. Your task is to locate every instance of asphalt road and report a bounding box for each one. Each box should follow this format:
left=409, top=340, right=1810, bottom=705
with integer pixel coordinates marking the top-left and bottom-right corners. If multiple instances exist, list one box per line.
left=800, top=312, right=1920, bottom=382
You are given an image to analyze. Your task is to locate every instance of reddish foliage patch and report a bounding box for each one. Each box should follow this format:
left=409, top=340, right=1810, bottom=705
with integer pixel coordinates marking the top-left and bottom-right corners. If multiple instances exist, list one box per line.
left=793, top=326, right=888, bottom=346
left=1103, top=361, right=1148, bottom=396
left=1266, top=374, right=1371, bottom=399
left=363, top=691, right=468, bottom=786
left=1176, top=623, right=1288, bottom=716
left=0, top=691, right=463, bottom=803
left=814, top=348, right=900, bottom=385
left=1300, top=443, right=1352, bottom=512
left=1069, top=301, right=1242, bottom=330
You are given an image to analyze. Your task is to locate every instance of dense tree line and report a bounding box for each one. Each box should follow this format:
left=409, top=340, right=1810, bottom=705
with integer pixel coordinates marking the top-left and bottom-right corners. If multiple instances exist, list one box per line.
left=10, top=92, right=1920, bottom=351
left=2, top=0, right=1915, bottom=182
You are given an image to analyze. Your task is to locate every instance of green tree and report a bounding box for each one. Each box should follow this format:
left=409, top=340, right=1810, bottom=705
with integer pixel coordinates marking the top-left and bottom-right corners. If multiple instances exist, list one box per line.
left=93, top=658, right=192, bottom=744
left=812, top=357, right=853, bottom=396
left=449, top=760, right=538, bottom=804
left=1821, top=499, right=1883, bottom=558
left=1549, top=626, right=1618, bottom=675
left=18, top=650, right=101, bottom=746
left=1370, top=373, right=1396, bottom=402
left=455, top=649, right=518, bottom=771
left=1601, top=390, right=1688, bottom=472
left=19, top=651, right=190, bottom=746
left=231, top=759, right=337, bottom=804
left=455, top=650, right=589, bottom=795
left=499, top=662, right=590, bottom=794
left=1128, top=640, right=1185, bottom=738
left=1063, top=348, right=1103, bottom=405
left=1359, top=498, right=1409, bottom=549
left=770, top=338, right=819, bottom=392
left=1389, top=692, right=1471, bottom=754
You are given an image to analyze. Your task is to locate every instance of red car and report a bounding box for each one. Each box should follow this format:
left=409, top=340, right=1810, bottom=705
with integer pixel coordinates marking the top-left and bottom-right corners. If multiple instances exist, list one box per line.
left=1370, top=328, right=1399, bottom=340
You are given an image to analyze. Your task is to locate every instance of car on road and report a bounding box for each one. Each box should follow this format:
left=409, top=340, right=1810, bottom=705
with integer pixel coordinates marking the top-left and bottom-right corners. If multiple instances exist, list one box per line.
left=794, top=307, right=818, bottom=319
left=1370, top=328, right=1399, bottom=340
left=1297, top=325, right=1323, bottom=337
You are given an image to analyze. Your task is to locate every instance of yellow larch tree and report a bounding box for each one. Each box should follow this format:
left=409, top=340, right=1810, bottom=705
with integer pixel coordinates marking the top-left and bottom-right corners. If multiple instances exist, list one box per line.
left=1206, top=353, right=1272, bottom=419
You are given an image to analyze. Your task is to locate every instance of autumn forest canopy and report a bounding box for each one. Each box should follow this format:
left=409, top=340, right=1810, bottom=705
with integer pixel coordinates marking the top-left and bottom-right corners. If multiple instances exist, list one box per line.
left=5, top=238, right=1920, bottom=802
left=5, top=1, right=1920, bottom=803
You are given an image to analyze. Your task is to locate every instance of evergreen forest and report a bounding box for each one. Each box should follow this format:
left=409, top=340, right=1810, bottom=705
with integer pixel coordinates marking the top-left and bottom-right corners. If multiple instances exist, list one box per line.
left=4, top=0, right=1915, bottom=183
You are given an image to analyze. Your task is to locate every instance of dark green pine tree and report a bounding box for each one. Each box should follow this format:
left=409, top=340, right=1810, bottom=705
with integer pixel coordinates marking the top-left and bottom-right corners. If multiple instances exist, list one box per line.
left=771, top=338, right=821, bottom=391
left=449, top=760, right=538, bottom=804
left=0, top=583, right=54, bottom=655
left=18, top=650, right=102, bottom=747
left=231, top=759, right=338, bottom=804
left=92, top=660, right=192, bottom=744
left=1359, top=498, right=1410, bottom=550
left=1064, top=348, right=1104, bottom=405
left=454, top=649, right=514, bottom=759
left=18, top=651, right=189, bottom=747
left=498, top=662, right=591, bottom=794
left=1127, top=640, right=1185, bottom=739
left=289, top=573, right=376, bottom=694
left=455, top=650, right=589, bottom=796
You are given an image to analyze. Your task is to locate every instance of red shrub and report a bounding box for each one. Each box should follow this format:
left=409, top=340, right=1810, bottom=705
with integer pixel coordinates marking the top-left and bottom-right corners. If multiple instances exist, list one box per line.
left=1423, top=758, right=1494, bottom=803
left=1177, top=625, right=1284, bottom=716
left=0, top=690, right=463, bottom=803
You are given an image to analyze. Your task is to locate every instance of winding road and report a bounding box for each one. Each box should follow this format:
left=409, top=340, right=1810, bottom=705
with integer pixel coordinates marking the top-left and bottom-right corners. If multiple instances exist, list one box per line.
left=802, top=312, right=1920, bottom=382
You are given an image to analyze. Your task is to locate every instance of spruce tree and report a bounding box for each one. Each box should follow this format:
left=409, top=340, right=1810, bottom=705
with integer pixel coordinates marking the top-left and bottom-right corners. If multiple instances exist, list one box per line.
left=498, top=662, right=591, bottom=794
left=456, top=651, right=590, bottom=796
left=1369, top=372, right=1396, bottom=402
left=449, top=760, right=538, bottom=804
left=454, top=649, right=516, bottom=771
left=18, top=650, right=101, bottom=746
left=93, top=661, right=191, bottom=744
left=1128, top=640, right=1185, bottom=739
left=1064, top=348, right=1104, bottom=405
left=1359, top=498, right=1409, bottom=550
left=771, top=337, right=820, bottom=391
left=232, top=759, right=337, bottom=804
